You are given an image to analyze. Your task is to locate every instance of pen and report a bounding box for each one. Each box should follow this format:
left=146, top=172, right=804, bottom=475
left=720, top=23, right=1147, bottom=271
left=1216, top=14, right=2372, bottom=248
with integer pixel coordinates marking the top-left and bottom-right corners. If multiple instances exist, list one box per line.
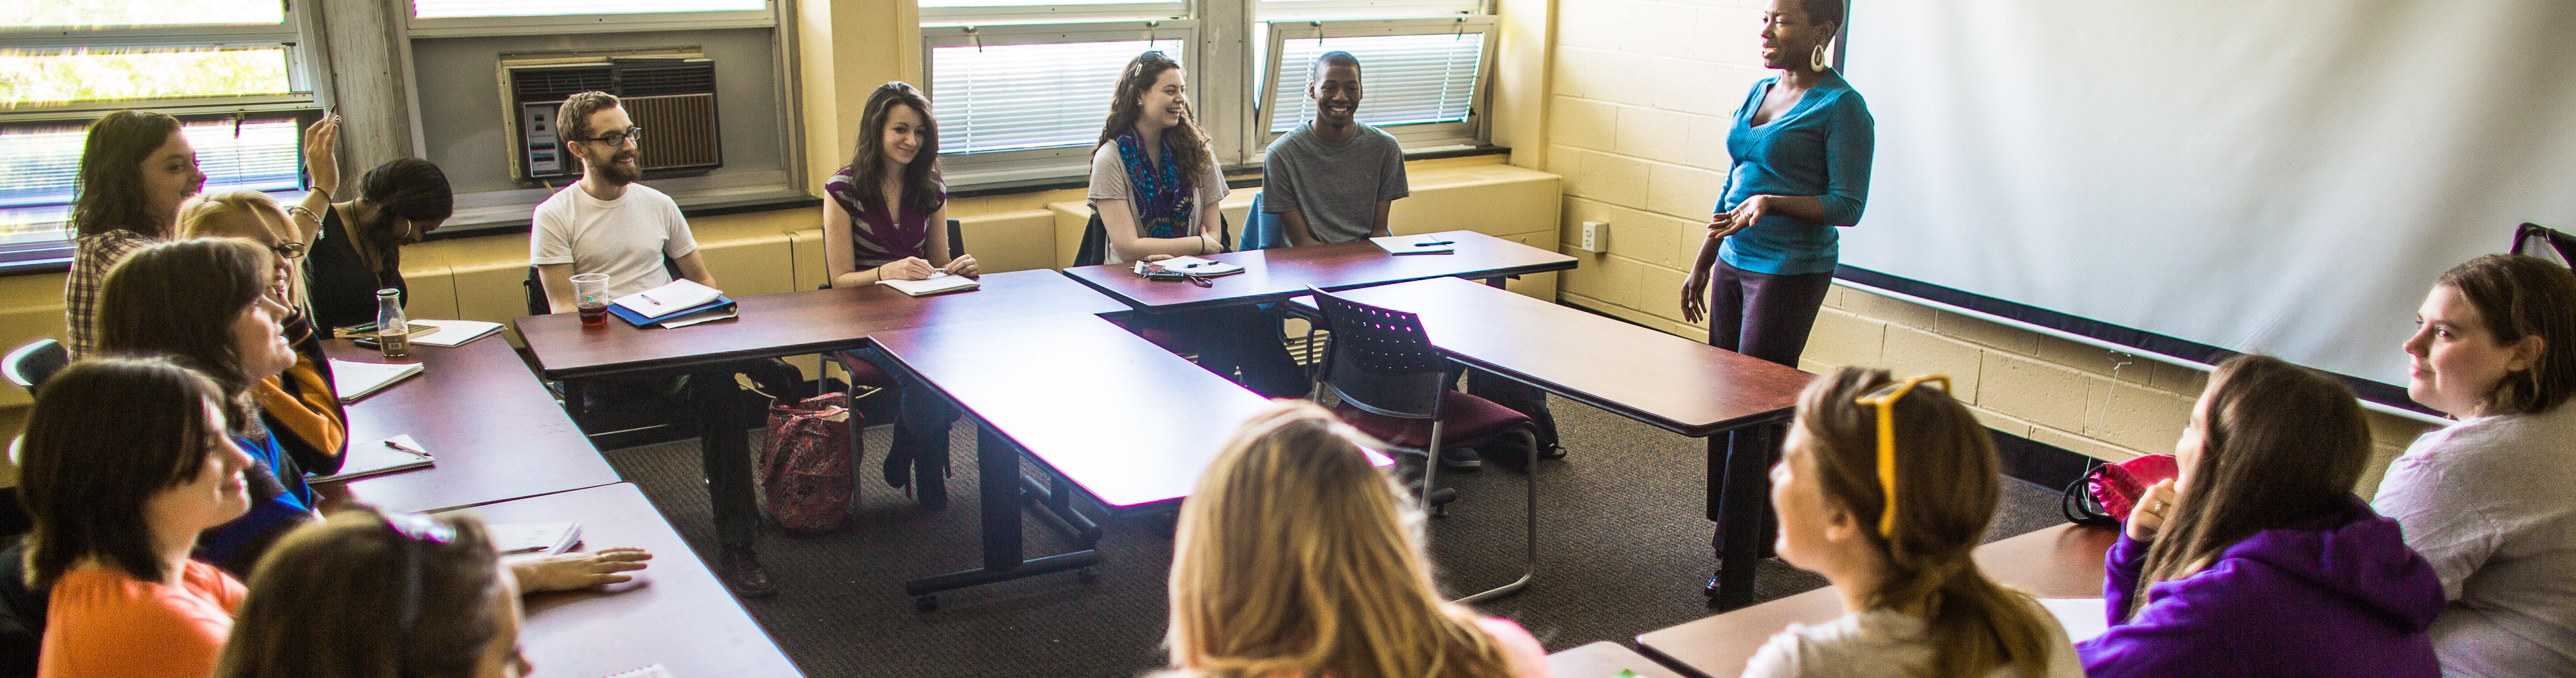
left=385, top=439, right=433, bottom=458
left=1417, top=240, right=1455, bottom=246
left=637, top=292, right=662, bottom=305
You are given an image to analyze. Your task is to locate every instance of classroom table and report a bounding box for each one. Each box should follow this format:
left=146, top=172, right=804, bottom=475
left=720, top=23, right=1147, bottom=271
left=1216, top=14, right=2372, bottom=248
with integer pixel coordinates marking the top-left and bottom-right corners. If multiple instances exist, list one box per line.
left=864, top=312, right=1389, bottom=610
left=322, top=336, right=618, bottom=513
left=1284, top=277, right=1814, bottom=607
left=443, top=483, right=805, bottom=678
left=510, top=270, right=1131, bottom=579
left=1059, top=230, right=1577, bottom=313
left=1548, top=641, right=1690, bottom=678
left=1633, top=523, right=2118, bottom=678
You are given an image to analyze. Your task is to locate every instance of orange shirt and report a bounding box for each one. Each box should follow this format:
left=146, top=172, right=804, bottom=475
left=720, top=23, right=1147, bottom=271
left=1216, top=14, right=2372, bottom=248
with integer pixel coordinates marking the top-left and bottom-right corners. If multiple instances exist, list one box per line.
left=36, top=561, right=245, bottom=678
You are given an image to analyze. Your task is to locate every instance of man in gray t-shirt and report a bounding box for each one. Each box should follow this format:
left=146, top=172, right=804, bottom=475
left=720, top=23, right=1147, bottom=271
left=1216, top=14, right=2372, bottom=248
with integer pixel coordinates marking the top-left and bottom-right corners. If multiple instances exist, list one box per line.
left=1262, top=51, right=1409, bottom=245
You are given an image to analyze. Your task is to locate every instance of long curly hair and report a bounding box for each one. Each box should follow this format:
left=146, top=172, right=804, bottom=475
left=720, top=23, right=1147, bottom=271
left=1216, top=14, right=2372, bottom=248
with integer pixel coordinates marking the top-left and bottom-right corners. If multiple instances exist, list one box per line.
left=1096, top=51, right=1211, bottom=184
left=844, top=81, right=944, bottom=218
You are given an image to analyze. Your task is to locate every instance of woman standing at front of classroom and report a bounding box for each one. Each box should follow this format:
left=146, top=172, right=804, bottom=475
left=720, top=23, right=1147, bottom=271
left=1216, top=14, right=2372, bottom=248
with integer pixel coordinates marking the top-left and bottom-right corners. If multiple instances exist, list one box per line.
left=1679, top=0, right=1873, bottom=369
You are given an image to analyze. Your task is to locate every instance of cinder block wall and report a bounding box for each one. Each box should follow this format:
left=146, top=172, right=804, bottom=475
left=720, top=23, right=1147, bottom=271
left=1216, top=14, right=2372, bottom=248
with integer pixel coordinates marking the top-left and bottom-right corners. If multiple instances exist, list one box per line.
left=1541, top=0, right=2434, bottom=484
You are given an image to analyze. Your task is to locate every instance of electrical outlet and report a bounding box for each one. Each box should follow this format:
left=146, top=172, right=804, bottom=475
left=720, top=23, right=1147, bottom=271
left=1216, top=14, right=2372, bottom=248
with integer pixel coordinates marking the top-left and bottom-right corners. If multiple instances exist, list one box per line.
left=1579, top=220, right=1610, bottom=253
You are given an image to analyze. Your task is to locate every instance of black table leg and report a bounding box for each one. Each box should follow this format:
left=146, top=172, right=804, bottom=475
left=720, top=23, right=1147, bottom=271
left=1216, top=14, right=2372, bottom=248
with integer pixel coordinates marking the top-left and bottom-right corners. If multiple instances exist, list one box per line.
left=902, top=424, right=1101, bottom=610
left=1710, top=423, right=1778, bottom=610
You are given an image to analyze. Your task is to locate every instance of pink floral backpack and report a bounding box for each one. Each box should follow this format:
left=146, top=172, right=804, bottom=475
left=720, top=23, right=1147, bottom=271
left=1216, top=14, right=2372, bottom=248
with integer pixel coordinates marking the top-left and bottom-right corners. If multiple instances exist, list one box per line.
left=758, top=392, right=857, bottom=534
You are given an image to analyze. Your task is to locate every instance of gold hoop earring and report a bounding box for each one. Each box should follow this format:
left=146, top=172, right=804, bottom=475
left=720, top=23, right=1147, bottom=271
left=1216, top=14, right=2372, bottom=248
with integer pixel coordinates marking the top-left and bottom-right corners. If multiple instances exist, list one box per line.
left=1811, top=42, right=1831, bottom=72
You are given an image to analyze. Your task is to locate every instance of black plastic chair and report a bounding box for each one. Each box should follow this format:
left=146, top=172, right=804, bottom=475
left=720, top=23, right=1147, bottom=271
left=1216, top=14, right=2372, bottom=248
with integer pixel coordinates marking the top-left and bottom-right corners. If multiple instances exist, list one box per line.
left=2512, top=223, right=2574, bottom=268
left=3, top=339, right=67, bottom=396
left=1308, top=286, right=1537, bottom=602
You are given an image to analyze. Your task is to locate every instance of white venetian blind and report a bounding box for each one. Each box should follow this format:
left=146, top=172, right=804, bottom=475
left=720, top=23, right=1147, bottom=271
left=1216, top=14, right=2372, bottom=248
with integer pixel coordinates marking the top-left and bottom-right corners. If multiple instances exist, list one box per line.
left=0, top=117, right=303, bottom=244
left=411, top=0, right=763, bottom=19
left=931, top=41, right=1183, bottom=155
left=1267, top=32, right=1482, bottom=132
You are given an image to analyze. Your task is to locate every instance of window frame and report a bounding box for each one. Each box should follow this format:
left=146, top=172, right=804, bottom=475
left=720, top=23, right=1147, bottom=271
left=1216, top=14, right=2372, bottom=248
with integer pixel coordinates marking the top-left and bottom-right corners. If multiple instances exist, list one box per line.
left=919, top=2, right=1189, bottom=26
left=0, top=1, right=317, bottom=116
left=919, top=20, right=1203, bottom=187
left=400, top=0, right=777, bottom=39
left=1254, top=16, right=1496, bottom=155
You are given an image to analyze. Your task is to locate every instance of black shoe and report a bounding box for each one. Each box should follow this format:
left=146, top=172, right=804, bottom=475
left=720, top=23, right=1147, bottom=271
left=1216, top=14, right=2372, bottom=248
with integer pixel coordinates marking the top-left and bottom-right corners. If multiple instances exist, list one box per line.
left=719, top=544, right=778, bottom=598
left=1704, top=571, right=1722, bottom=598
left=883, top=446, right=912, bottom=489
left=1438, top=445, right=1483, bottom=471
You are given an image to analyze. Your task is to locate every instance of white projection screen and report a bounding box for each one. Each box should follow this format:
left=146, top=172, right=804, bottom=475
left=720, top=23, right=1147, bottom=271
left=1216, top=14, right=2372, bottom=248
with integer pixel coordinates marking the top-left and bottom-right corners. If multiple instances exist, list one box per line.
left=1836, top=0, right=2576, bottom=394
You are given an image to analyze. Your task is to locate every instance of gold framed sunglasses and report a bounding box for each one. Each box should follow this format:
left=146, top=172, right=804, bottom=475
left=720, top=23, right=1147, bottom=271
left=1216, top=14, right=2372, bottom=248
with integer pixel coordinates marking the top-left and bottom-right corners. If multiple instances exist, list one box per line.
left=1854, top=374, right=1952, bottom=537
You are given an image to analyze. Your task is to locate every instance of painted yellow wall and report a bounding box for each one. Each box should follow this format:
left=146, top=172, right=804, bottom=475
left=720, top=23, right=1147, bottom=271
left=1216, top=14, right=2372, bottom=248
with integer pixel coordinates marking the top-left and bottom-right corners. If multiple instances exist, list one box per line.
left=1536, top=0, right=2434, bottom=480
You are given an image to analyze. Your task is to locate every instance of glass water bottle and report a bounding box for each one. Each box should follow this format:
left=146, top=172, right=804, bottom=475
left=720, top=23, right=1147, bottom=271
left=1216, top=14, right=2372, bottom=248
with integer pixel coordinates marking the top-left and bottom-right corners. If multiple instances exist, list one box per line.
left=375, top=288, right=410, bottom=358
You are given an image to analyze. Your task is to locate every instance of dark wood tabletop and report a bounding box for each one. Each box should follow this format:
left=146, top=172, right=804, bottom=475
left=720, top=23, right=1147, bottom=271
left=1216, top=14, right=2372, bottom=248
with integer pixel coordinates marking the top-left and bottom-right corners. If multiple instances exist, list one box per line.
left=1549, top=641, right=1690, bottom=678
left=867, top=313, right=1290, bottom=512
left=515, top=269, right=1131, bottom=379
left=322, top=337, right=617, bottom=513
left=1060, top=230, right=1577, bottom=313
left=445, top=483, right=804, bottom=678
left=1635, top=524, right=2118, bottom=678
left=1289, top=277, right=1812, bottom=437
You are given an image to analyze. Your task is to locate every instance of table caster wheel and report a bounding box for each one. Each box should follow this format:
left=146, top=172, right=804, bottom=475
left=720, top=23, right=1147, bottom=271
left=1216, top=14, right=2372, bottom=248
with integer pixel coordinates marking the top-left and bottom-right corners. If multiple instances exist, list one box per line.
left=1077, top=568, right=1098, bottom=584
left=915, top=595, right=938, bottom=612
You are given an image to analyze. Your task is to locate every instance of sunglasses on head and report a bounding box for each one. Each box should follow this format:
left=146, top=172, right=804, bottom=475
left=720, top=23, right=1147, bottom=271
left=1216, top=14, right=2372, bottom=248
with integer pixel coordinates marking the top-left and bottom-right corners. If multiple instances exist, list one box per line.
left=1853, top=374, right=1952, bottom=538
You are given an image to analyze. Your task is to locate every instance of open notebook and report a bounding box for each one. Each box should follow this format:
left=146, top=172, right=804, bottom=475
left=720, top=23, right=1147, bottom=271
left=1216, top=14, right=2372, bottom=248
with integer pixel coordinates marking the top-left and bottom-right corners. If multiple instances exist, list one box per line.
left=1372, top=235, right=1457, bottom=255
left=1149, top=256, right=1246, bottom=276
left=329, top=359, right=423, bottom=403
left=488, top=522, right=583, bottom=555
left=879, top=272, right=980, bottom=296
left=314, top=434, right=435, bottom=481
left=406, top=319, right=504, bottom=347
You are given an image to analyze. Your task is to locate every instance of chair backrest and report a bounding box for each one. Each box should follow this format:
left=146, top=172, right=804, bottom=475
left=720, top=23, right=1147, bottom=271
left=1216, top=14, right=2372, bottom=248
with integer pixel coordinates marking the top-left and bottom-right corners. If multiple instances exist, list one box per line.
left=3, top=339, right=67, bottom=394
left=2512, top=223, right=2575, bottom=268
left=527, top=257, right=682, bottom=313
left=947, top=218, right=966, bottom=260
left=1238, top=193, right=1287, bottom=251
left=1073, top=210, right=1235, bottom=268
left=1309, top=286, right=1449, bottom=420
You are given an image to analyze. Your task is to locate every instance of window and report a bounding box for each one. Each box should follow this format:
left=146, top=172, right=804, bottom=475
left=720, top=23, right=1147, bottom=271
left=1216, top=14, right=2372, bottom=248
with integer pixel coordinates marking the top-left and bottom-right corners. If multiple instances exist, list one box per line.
left=923, top=22, right=1198, bottom=185
left=411, top=0, right=765, bottom=20
left=403, top=0, right=774, bottom=38
left=921, top=0, right=1490, bottom=188
left=0, top=0, right=315, bottom=270
left=1258, top=19, right=1491, bottom=147
left=0, top=114, right=310, bottom=264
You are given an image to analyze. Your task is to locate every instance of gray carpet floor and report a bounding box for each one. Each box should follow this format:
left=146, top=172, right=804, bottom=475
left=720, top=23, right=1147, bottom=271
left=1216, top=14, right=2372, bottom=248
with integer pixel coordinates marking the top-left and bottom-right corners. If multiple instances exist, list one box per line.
left=604, top=396, right=2068, bottom=678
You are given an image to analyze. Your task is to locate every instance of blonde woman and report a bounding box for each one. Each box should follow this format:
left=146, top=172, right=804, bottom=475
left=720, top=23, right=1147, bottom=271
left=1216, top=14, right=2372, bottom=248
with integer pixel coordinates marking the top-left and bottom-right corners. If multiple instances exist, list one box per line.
left=1164, top=401, right=1550, bottom=678
left=178, top=190, right=316, bottom=310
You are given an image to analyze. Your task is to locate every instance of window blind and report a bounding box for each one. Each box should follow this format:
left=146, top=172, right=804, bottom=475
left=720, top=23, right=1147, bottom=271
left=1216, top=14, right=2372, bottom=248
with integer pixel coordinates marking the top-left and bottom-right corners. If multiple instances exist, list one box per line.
left=411, top=0, right=763, bottom=19
left=931, top=40, right=1184, bottom=156
left=1266, top=32, right=1482, bottom=132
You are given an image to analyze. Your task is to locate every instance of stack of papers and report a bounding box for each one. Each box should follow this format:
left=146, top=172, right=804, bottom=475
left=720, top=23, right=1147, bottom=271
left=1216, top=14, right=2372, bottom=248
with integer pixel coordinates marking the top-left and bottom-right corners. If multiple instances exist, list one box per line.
left=488, top=522, right=584, bottom=555
left=879, top=272, right=981, bottom=296
left=329, top=359, right=424, bottom=403
left=405, top=319, right=504, bottom=347
left=2040, top=598, right=2110, bottom=643
left=613, top=279, right=724, bottom=318
left=1372, top=235, right=1457, bottom=255
left=1151, top=256, right=1246, bottom=276
left=314, top=434, right=436, bottom=481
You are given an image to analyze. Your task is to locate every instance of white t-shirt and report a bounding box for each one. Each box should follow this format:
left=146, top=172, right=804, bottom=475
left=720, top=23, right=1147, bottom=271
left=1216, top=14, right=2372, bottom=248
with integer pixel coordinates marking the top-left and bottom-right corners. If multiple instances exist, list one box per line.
left=1744, top=607, right=2086, bottom=678
left=530, top=182, right=699, bottom=301
left=2373, top=403, right=2576, bottom=678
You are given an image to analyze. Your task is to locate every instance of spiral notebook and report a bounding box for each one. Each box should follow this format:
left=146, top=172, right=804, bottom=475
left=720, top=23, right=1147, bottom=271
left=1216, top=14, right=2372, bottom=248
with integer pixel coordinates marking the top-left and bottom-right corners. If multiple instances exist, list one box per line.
left=879, top=272, right=981, bottom=296
left=314, top=435, right=435, bottom=481
left=329, top=359, right=424, bottom=403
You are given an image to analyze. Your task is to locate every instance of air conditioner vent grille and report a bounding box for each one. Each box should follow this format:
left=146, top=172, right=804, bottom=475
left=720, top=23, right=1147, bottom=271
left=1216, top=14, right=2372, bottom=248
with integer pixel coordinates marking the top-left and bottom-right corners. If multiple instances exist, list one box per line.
left=617, top=62, right=715, bottom=97
left=510, top=66, right=614, bottom=102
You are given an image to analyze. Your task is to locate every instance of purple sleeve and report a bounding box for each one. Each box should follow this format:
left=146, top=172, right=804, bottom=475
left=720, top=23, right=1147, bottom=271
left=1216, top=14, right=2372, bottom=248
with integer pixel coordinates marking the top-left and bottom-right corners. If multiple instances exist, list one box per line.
left=2103, top=533, right=2150, bottom=623
left=2081, top=558, right=2275, bottom=678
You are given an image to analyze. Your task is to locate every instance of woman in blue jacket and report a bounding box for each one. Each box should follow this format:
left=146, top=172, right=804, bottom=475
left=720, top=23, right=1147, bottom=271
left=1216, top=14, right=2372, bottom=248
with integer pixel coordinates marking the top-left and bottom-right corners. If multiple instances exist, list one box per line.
left=2079, top=354, right=2443, bottom=678
left=1678, top=0, right=1873, bottom=368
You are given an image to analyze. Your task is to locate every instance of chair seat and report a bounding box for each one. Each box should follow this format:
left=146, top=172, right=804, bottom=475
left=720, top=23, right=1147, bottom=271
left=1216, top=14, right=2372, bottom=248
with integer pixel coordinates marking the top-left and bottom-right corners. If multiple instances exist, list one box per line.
left=828, top=351, right=900, bottom=389
left=1332, top=392, right=1531, bottom=450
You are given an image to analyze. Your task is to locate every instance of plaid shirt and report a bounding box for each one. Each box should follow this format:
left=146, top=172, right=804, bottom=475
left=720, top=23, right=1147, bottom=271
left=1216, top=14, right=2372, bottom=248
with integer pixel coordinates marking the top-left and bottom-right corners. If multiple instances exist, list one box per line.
left=64, top=230, right=157, bottom=358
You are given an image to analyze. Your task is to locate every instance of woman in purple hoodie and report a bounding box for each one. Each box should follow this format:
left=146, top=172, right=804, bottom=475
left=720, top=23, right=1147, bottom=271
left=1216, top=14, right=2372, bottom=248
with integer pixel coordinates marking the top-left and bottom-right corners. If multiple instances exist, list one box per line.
left=2078, top=354, right=2443, bottom=678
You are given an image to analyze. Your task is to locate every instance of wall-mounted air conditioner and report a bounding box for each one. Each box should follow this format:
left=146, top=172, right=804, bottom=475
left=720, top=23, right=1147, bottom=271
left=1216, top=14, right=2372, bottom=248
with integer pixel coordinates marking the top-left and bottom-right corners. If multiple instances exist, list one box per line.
left=498, top=49, right=722, bottom=183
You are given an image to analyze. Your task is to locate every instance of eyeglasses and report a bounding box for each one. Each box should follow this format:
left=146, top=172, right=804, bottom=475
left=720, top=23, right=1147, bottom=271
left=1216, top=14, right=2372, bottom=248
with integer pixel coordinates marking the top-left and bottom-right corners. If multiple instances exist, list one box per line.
left=384, top=511, right=456, bottom=678
left=572, top=126, right=644, bottom=146
left=270, top=241, right=306, bottom=261
left=1853, top=374, right=1952, bottom=538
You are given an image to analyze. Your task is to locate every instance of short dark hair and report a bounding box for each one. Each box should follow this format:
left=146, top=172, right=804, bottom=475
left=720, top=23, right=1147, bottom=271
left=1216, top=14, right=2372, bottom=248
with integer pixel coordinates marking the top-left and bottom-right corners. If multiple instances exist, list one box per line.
left=2439, top=254, right=2576, bottom=415
left=72, top=110, right=185, bottom=239
left=216, top=507, right=505, bottom=678
left=95, top=238, right=276, bottom=427
left=1309, top=50, right=1363, bottom=82
left=555, top=91, right=622, bottom=145
left=1799, top=0, right=1845, bottom=29
left=18, top=357, right=233, bottom=589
